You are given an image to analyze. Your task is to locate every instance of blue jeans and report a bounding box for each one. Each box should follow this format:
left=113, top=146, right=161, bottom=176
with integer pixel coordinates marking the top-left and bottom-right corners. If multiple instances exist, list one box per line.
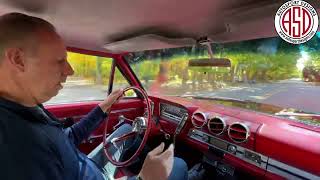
left=88, top=124, right=188, bottom=180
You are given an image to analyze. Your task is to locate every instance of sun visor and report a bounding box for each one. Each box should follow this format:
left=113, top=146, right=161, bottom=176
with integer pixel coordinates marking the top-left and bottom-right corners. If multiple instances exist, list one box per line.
left=208, top=2, right=281, bottom=43
left=103, top=34, right=196, bottom=53
left=209, top=17, right=277, bottom=43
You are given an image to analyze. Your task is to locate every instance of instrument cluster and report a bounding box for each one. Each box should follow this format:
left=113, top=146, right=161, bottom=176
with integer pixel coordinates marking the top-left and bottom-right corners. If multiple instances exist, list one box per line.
left=159, top=102, right=188, bottom=123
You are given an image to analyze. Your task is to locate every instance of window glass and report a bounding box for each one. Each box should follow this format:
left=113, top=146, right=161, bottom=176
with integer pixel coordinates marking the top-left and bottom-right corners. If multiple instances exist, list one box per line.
left=114, top=67, right=137, bottom=97
left=46, top=52, right=113, bottom=104
left=124, top=33, right=320, bottom=120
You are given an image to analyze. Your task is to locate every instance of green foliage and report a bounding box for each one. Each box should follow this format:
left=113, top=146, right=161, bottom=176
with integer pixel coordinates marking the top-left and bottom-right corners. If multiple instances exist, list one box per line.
left=131, top=60, right=160, bottom=81
left=67, top=52, right=113, bottom=84
left=66, top=47, right=312, bottom=86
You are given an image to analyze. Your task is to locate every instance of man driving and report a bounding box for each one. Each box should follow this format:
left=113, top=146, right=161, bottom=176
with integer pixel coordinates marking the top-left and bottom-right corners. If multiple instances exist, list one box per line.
left=0, top=13, right=189, bottom=180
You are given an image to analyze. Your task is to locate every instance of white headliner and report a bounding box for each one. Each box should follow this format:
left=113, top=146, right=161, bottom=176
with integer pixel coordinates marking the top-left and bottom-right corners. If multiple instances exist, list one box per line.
left=0, top=0, right=319, bottom=53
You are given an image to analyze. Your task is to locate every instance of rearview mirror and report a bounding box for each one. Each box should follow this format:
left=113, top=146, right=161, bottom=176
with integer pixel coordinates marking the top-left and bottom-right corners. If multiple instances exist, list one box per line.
left=188, top=58, right=231, bottom=67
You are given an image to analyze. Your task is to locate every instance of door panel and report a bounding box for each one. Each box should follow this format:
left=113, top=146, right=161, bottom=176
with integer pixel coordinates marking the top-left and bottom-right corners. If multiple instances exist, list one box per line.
left=45, top=98, right=144, bottom=154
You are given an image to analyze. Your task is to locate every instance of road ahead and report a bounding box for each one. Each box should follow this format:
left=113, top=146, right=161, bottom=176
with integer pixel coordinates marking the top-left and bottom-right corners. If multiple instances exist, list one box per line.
left=190, top=79, right=320, bottom=113
left=47, top=79, right=320, bottom=113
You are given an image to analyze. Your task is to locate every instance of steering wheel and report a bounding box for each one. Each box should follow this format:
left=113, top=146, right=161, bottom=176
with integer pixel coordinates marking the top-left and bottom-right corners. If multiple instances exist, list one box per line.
left=103, top=86, right=152, bottom=167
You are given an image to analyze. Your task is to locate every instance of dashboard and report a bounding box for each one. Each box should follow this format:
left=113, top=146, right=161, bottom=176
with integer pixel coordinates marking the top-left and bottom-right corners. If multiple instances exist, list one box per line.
left=159, top=102, right=188, bottom=123
left=154, top=98, right=320, bottom=180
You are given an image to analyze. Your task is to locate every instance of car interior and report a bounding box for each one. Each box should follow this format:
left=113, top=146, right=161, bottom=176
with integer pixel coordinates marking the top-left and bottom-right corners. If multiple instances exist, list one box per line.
left=1, top=0, right=320, bottom=179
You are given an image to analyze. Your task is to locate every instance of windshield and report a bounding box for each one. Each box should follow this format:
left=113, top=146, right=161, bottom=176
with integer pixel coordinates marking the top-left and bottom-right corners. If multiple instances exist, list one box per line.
left=125, top=33, right=320, bottom=115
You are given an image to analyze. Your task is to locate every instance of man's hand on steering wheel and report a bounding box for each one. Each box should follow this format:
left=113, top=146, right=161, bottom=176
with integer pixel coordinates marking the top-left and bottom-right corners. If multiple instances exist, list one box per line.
left=99, top=88, right=124, bottom=112
left=102, top=87, right=175, bottom=179
left=103, top=87, right=153, bottom=167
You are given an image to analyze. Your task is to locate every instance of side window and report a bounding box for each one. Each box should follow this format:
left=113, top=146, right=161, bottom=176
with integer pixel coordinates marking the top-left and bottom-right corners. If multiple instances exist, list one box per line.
left=113, top=67, right=137, bottom=97
left=46, top=52, right=113, bottom=104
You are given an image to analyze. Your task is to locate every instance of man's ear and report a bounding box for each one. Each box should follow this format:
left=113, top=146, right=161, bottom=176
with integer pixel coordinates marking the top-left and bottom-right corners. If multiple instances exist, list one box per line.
left=5, top=48, right=26, bottom=72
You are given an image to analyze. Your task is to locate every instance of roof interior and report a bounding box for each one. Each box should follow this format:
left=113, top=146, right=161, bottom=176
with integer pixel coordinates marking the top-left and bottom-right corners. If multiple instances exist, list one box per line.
left=0, top=0, right=319, bottom=52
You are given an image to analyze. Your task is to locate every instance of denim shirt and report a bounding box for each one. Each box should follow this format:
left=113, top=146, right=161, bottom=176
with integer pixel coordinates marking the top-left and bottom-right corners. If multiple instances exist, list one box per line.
left=0, top=97, right=107, bottom=180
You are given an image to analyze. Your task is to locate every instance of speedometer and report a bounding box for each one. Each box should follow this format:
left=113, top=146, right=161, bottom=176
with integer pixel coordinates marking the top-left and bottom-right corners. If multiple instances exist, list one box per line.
left=160, top=102, right=188, bottom=123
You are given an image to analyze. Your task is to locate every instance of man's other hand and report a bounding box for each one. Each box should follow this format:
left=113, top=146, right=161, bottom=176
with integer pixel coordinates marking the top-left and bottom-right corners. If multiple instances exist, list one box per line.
left=99, top=89, right=123, bottom=112
left=138, top=143, right=174, bottom=180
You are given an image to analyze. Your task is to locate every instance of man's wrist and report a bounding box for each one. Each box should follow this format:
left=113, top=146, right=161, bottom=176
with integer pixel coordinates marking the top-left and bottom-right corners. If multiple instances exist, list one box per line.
left=98, top=103, right=110, bottom=113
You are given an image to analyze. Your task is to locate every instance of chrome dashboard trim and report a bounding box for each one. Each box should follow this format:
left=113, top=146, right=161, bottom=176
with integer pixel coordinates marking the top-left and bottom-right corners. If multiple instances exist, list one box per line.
left=267, top=159, right=319, bottom=180
left=159, top=102, right=188, bottom=123
left=191, top=111, right=208, bottom=128
left=161, top=112, right=182, bottom=122
left=207, top=116, right=227, bottom=135
left=189, top=129, right=267, bottom=169
left=227, top=122, right=250, bottom=143
left=188, top=129, right=319, bottom=179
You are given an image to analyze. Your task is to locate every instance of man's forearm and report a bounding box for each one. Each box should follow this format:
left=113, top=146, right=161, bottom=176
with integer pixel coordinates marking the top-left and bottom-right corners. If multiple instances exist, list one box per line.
left=66, top=106, right=107, bottom=146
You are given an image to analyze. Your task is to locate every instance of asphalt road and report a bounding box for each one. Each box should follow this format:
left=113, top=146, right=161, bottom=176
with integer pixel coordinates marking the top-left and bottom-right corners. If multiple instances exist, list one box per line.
left=190, top=79, right=320, bottom=113
left=46, top=79, right=320, bottom=113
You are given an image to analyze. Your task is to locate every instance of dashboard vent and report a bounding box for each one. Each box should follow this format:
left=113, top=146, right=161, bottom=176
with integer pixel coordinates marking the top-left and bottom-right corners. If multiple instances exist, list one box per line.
left=191, top=112, right=207, bottom=128
left=207, top=116, right=226, bottom=135
left=228, top=122, right=250, bottom=143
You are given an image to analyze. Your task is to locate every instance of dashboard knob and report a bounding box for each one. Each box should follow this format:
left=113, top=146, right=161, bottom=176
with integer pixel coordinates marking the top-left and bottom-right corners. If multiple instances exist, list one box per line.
left=164, top=133, right=171, bottom=140
left=227, top=145, right=237, bottom=154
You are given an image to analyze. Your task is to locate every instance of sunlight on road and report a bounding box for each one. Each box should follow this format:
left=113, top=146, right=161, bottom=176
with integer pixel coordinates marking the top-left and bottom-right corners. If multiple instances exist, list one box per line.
left=249, top=96, right=266, bottom=100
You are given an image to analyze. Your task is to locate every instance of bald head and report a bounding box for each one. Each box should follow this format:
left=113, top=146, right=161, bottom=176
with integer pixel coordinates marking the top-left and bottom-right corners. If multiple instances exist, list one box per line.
left=0, top=12, right=72, bottom=106
left=0, top=12, right=56, bottom=63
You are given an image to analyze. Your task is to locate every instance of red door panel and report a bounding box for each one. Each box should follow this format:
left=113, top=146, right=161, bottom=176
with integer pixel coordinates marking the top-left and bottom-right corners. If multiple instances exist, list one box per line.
left=45, top=98, right=145, bottom=154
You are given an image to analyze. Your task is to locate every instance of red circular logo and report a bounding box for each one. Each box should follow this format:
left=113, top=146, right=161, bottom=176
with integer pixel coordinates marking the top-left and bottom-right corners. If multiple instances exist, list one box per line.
left=275, top=0, right=318, bottom=44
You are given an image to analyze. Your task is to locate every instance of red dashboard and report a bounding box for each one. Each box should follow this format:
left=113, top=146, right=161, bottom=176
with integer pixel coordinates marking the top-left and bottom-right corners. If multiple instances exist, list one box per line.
left=150, top=95, right=320, bottom=179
